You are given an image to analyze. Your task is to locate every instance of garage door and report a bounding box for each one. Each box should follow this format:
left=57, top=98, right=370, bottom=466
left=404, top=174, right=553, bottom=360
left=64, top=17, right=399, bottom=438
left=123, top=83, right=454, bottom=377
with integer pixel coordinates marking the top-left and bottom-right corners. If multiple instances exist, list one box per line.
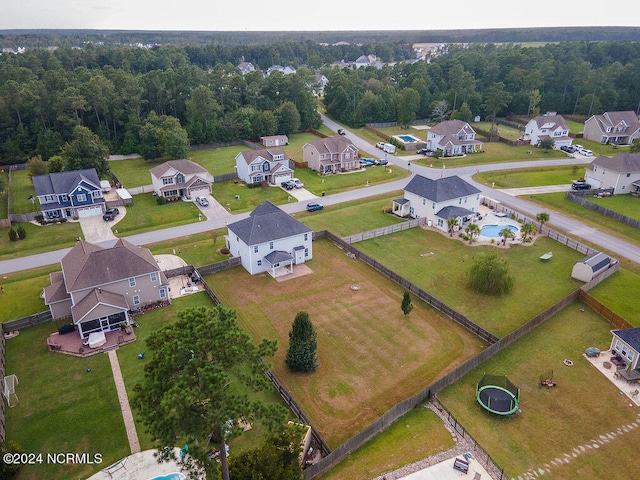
left=77, top=205, right=103, bottom=218
left=190, top=187, right=210, bottom=199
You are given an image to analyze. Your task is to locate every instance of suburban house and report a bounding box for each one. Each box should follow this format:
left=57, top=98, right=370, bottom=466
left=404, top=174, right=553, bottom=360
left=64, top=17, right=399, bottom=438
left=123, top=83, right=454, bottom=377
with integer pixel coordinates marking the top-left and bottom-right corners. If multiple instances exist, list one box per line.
left=392, top=174, right=481, bottom=232
left=237, top=61, right=256, bottom=75
left=150, top=159, right=213, bottom=200
left=313, top=73, right=329, bottom=94
left=584, top=153, right=640, bottom=194
left=43, top=239, right=170, bottom=339
left=261, top=135, right=289, bottom=147
left=583, top=111, right=640, bottom=145
left=570, top=251, right=613, bottom=282
left=355, top=54, right=382, bottom=69
left=235, top=147, right=294, bottom=185
left=609, top=328, right=640, bottom=370
left=265, top=65, right=296, bottom=76
left=522, top=113, right=572, bottom=149
left=225, top=201, right=312, bottom=276
left=426, top=120, right=483, bottom=155
left=32, top=168, right=106, bottom=220
left=303, top=136, right=360, bottom=174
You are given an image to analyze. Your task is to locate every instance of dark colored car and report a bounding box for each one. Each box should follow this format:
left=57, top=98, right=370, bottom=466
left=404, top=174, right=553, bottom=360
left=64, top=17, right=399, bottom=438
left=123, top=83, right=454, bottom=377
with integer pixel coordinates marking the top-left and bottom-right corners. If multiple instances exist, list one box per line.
left=338, top=128, right=346, bottom=135
left=571, top=182, right=591, bottom=190
left=103, top=207, right=120, bottom=221
left=416, top=148, right=432, bottom=155
left=306, top=202, right=324, bottom=212
left=359, top=158, right=376, bottom=167
left=375, top=159, right=389, bottom=166
left=281, top=180, right=296, bottom=190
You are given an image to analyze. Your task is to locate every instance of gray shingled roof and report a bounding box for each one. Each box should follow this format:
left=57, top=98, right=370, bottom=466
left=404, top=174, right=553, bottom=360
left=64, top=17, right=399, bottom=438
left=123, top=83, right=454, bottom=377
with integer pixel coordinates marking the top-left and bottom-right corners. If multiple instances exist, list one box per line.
left=61, top=239, right=162, bottom=292
left=305, top=136, right=356, bottom=154
left=429, top=120, right=475, bottom=136
left=149, top=159, right=208, bottom=178
left=264, top=250, right=294, bottom=265
left=532, top=114, right=568, bottom=131
left=238, top=147, right=288, bottom=165
left=436, top=205, right=475, bottom=220
left=71, top=288, right=129, bottom=323
left=613, top=328, right=640, bottom=353
left=590, top=153, right=640, bottom=173
left=227, top=201, right=311, bottom=246
left=405, top=175, right=480, bottom=203
left=32, top=169, right=100, bottom=196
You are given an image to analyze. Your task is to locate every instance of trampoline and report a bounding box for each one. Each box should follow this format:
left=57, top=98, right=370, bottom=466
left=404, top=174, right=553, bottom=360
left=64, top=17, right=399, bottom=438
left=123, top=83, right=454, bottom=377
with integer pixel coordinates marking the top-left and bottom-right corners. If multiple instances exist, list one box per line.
left=476, top=374, right=520, bottom=416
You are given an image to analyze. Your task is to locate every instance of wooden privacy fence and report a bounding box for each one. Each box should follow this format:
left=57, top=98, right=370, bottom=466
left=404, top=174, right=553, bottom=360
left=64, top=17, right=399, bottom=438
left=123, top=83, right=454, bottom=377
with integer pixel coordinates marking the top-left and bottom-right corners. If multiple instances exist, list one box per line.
left=2, top=311, right=52, bottom=333
left=566, top=191, right=640, bottom=229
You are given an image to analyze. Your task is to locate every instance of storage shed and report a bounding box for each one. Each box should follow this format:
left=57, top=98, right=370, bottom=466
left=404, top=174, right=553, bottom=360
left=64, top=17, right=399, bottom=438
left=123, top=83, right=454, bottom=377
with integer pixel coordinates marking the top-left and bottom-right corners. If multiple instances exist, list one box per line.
left=571, top=251, right=611, bottom=282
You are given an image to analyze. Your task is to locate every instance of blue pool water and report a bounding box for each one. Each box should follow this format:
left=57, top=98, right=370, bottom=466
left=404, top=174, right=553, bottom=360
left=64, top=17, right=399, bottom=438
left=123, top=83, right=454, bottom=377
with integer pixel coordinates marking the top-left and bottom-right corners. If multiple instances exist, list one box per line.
left=148, top=473, right=186, bottom=480
left=397, top=134, right=419, bottom=143
left=480, top=224, right=518, bottom=238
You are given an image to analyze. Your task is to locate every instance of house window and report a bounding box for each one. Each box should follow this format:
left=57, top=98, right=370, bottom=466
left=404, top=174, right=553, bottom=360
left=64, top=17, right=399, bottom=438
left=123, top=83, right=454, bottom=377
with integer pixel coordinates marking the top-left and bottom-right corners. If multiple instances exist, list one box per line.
left=133, top=295, right=140, bottom=305
left=422, top=198, right=426, bottom=205
left=92, top=191, right=102, bottom=199
left=304, top=233, right=308, bottom=241
left=44, top=194, right=55, bottom=202
left=77, top=194, right=87, bottom=202
left=432, top=202, right=436, bottom=209
left=627, top=173, right=631, bottom=177
left=60, top=194, right=68, bottom=202
left=627, top=350, right=635, bottom=362
left=163, top=177, right=174, bottom=185
left=254, top=246, right=259, bottom=253
left=257, top=260, right=262, bottom=266
left=305, top=248, right=309, bottom=257
left=129, top=277, right=136, bottom=287
left=476, top=194, right=480, bottom=200
left=615, top=340, right=623, bottom=351
left=269, top=241, right=274, bottom=250
left=164, top=190, right=178, bottom=198
left=459, top=198, right=462, bottom=204
left=437, top=219, right=443, bottom=227
left=150, top=272, right=157, bottom=282
left=159, top=288, right=167, bottom=299
left=176, top=174, right=185, bottom=184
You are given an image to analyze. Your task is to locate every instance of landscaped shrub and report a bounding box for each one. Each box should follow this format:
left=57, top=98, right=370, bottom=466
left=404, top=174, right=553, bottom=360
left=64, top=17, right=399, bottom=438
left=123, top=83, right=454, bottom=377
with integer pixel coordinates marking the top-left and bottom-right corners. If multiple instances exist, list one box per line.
left=34, top=214, right=44, bottom=224
left=8, top=228, right=18, bottom=241
left=156, top=196, right=167, bottom=205
left=246, top=182, right=261, bottom=189
left=220, top=247, right=230, bottom=255
left=16, top=225, right=26, bottom=239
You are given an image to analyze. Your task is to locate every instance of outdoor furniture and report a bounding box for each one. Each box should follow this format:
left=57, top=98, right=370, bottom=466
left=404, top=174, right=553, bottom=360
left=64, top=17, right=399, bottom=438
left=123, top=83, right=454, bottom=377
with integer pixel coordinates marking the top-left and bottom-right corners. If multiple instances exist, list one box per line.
left=585, top=347, right=601, bottom=357
left=453, top=457, right=469, bottom=474
left=615, top=368, right=640, bottom=384
left=88, top=331, right=107, bottom=349
left=539, top=252, right=553, bottom=261
left=611, top=355, right=627, bottom=368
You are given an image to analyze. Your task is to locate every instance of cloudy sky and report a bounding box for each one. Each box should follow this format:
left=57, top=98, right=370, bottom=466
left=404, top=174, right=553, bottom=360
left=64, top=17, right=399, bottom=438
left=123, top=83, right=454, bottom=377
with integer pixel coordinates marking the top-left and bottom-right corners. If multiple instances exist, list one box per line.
left=2, top=0, right=639, bottom=31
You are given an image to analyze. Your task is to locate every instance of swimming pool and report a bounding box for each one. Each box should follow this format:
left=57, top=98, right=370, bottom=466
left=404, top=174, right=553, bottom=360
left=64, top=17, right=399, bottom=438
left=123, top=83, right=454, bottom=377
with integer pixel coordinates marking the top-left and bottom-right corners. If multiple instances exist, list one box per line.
left=395, top=134, right=421, bottom=143
left=480, top=224, right=518, bottom=238
left=148, top=473, right=186, bottom=480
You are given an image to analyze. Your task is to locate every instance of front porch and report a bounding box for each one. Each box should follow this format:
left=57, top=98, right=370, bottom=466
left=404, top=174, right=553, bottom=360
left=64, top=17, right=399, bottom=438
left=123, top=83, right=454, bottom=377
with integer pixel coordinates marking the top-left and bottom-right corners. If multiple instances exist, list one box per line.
left=47, top=327, right=137, bottom=357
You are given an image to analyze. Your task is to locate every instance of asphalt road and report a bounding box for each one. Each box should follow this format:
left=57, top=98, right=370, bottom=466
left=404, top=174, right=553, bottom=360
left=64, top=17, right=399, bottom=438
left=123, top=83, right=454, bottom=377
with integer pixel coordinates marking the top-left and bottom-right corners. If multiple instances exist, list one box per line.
left=1, top=118, right=639, bottom=275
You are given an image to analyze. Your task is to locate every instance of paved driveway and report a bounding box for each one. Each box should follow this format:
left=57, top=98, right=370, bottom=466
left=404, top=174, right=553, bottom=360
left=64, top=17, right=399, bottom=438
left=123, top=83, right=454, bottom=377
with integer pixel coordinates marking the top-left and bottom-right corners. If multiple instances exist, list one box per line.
left=79, top=209, right=126, bottom=244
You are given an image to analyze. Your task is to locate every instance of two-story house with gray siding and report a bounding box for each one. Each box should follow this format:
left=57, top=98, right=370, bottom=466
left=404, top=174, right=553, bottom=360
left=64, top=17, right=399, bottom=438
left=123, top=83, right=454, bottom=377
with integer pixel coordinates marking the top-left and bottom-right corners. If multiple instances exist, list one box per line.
left=584, top=153, right=640, bottom=195
left=584, top=111, right=640, bottom=145
left=43, top=239, right=170, bottom=338
left=303, top=136, right=359, bottom=174
left=225, top=201, right=312, bottom=276
left=426, top=120, right=483, bottom=155
left=150, top=159, right=213, bottom=200
left=392, top=175, right=481, bottom=232
left=32, top=169, right=105, bottom=219
left=235, top=147, right=294, bottom=185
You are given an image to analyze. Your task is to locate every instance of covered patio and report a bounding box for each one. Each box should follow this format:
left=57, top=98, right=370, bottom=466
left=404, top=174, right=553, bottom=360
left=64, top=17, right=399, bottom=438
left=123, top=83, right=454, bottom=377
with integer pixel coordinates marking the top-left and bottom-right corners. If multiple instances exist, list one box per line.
left=47, top=327, right=137, bottom=357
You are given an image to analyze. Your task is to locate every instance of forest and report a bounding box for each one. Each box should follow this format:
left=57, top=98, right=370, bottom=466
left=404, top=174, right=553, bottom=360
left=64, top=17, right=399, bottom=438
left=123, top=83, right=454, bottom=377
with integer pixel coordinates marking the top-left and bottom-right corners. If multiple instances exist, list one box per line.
left=1, top=38, right=640, bottom=165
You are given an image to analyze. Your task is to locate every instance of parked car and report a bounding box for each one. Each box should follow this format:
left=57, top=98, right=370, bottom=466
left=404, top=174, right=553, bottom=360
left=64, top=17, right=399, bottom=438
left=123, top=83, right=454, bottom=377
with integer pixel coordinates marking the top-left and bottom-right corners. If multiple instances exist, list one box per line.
left=560, top=145, right=575, bottom=153
left=195, top=196, right=209, bottom=207
left=375, top=158, right=389, bottom=166
left=337, top=128, right=346, bottom=135
left=376, top=142, right=386, bottom=149
left=573, top=144, right=583, bottom=151
left=292, top=178, right=304, bottom=189
left=281, top=180, right=296, bottom=190
left=306, top=202, right=324, bottom=212
left=416, top=148, right=432, bottom=155
left=571, top=182, right=591, bottom=190
left=103, top=208, right=120, bottom=221
left=580, top=149, right=593, bottom=156
left=359, top=158, right=376, bottom=167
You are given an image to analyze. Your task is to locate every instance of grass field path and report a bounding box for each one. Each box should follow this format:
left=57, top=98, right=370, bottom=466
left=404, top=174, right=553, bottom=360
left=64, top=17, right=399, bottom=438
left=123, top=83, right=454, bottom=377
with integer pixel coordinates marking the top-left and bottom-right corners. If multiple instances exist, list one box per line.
left=108, top=349, right=141, bottom=454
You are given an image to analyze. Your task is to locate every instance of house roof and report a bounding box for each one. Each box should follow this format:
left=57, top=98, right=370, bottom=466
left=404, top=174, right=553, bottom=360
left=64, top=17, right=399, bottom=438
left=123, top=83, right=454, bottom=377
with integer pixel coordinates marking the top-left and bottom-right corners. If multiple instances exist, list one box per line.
left=578, top=251, right=610, bottom=272
left=589, top=111, right=640, bottom=134
left=588, top=153, right=640, bottom=173
left=149, top=159, right=208, bottom=178
left=71, top=288, right=129, bottom=324
left=260, top=135, right=288, bottom=143
left=531, top=114, right=569, bottom=131
left=32, top=169, right=100, bottom=196
left=429, top=120, right=475, bottom=136
left=264, top=250, right=294, bottom=265
left=612, top=328, right=640, bottom=353
left=238, top=147, right=289, bottom=165
left=304, top=136, right=356, bottom=155
left=436, top=205, right=475, bottom=220
left=43, top=271, right=70, bottom=304
left=227, top=201, right=311, bottom=246
left=405, top=174, right=480, bottom=203
left=61, top=239, right=163, bottom=292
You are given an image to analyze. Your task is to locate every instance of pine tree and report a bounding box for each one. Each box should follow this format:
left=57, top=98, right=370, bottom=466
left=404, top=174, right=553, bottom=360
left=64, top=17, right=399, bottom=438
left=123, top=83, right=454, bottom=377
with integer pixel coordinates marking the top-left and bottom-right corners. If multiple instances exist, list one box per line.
left=285, top=312, right=318, bottom=372
left=401, top=291, right=413, bottom=316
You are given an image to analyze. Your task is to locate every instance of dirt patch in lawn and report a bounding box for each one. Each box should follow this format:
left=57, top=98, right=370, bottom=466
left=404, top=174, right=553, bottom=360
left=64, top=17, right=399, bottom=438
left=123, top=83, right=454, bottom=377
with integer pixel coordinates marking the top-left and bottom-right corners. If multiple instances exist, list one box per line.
left=207, top=239, right=488, bottom=448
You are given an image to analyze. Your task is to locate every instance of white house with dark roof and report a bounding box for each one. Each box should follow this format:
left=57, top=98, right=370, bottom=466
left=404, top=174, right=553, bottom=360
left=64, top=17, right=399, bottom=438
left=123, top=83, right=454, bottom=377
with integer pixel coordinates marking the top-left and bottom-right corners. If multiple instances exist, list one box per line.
left=523, top=113, right=572, bottom=149
left=427, top=120, right=483, bottom=155
left=303, top=136, right=359, bottom=173
left=610, top=328, right=640, bottom=370
left=225, top=201, right=312, bottom=276
left=392, top=174, right=481, bottom=232
left=32, top=168, right=105, bottom=219
left=235, top=147, right=294, bottom=185
left=43, top=239, right=170, bottom=338
left=584, top=111, right=640, bottom=145
left=584, top=153, right=640, bottom=194
left=237, top=61, right=256, bottom=75
left=149, top=159, right=213, bottom=200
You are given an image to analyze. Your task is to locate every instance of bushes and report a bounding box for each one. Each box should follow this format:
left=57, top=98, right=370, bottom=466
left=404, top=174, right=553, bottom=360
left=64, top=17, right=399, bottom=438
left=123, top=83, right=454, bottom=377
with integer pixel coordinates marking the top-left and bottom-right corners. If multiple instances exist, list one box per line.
left=8, top=228, right=18, bottom=242
left=8, top=225, right=27, bottom=241
left=156, top=196, right=167, bottom=205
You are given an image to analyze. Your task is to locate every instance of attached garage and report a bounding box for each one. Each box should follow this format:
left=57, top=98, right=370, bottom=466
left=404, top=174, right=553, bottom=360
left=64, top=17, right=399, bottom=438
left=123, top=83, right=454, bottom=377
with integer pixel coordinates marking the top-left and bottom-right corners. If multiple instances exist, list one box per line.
left=189, top=186, right=210, bottom=199
left=76, top=205, right=104, bottom=218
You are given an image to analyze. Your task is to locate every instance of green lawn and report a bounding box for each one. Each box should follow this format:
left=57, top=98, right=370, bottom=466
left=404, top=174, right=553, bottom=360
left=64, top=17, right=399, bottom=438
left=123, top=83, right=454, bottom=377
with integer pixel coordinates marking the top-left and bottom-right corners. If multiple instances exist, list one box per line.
left=587, top=268, right=640, bottom=325
left=107, top=158, right=164, bottom=189
left=213, top=180, right=291, bottom=213
left=589, top=194, right=640, bottom=221
left=475, top=165, right=586, bottom=188
left=438, top=302, right=640, bottom=480
left=0, top=169, right=9, bottom=218
left=0, top=265, right=58, bottom=322
left=189, top=144, right=247, bottom=176
left=5, top=323, right=130, bottom=480
left=473, top=121, right=524, bottom=141
left=112, top=193, right=202, bottom=236
left=9, top=170, right=38, bottom=214
left=565, top=119, right=585, bottom=134
left=146, top=229, right=230, bottom=267
left=318, top=407, right=455, bottom=480
left=292, top=165, right=409, bottom=197
left=0, top=220, right=83, bottom=262
left=355, top=228, right=585, bottom=337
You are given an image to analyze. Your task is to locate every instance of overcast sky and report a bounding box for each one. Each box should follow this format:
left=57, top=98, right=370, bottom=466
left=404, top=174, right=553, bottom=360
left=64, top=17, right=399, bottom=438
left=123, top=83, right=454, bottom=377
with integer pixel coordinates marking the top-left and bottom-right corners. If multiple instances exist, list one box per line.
left=2, top=0, right=639, bottom=31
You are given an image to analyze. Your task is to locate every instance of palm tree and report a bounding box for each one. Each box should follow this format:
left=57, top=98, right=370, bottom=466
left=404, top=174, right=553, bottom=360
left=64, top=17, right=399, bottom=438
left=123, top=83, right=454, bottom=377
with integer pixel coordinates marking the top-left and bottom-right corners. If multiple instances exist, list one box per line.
left=465, top=223, right=480, bottom=244
left=499, top=227, right=515, bottom=245
left=520, top=222, right=537, bottom=243
left=536, top=212, right=550, bottom=231
left=447, top=217, right=459, bottom=237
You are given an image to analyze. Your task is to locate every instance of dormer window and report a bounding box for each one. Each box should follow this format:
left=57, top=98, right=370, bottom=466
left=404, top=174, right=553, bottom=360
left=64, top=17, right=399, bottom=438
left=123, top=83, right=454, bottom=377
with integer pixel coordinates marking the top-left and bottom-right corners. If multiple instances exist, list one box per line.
left=176, top=174, right=185, bottom=184
left=262, top=162, right=270, bottom=172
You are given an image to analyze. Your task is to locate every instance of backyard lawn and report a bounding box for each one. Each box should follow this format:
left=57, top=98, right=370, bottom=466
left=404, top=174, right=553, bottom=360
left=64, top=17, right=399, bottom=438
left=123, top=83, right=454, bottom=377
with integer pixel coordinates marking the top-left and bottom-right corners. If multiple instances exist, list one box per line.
left=8, top=169, right=38, bottom=214
left=0, top=169, right=8, bottom=218
left=206, top=239, right=488, bottom=448
left=473, top=121, right=524, bottom=141
left=354, top=228, right=585, bottom=337
left=107, top=157, right=164, bottom=189
left=0, top=220, right=82, bottom=262
left=438, top=302, right=640, bottom=480
left=0, top=264, right=55, bottom=322
left=188, top=144, right=247, bottom=176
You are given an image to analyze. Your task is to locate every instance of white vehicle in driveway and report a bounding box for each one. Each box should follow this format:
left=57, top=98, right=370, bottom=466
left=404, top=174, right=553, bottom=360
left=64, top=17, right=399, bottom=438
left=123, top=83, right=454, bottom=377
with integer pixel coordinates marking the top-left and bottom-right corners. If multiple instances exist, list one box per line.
left=292, top=178, right=304, bottom=189
left=196, top=196, right=209, bottom=206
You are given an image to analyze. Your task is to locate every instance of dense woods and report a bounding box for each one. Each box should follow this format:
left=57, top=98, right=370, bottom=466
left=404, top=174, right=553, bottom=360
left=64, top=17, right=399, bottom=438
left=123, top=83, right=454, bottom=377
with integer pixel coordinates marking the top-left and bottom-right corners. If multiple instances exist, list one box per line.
left=1, top=36, right=640, bottom=165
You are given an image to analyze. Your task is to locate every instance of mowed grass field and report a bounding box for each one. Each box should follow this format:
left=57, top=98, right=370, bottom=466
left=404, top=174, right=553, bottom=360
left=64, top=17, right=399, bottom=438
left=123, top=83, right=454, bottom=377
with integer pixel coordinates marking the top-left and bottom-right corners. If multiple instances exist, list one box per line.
left=438, top=302, right=640, bottom=480
left=207, top=239, right=488, bottom=448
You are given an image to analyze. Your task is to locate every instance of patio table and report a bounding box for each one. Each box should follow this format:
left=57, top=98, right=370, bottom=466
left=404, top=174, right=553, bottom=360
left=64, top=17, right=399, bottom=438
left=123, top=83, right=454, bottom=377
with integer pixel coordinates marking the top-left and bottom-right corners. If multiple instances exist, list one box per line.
left=615, top=368, right=640, bottom=383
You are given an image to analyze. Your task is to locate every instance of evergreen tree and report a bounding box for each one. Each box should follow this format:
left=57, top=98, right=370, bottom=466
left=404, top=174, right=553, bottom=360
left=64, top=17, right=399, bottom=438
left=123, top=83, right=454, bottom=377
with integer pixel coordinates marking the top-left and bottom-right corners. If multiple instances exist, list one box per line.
left=285, top=311, right=318, bottom=372
left=401, top=291, right=413, bottom=316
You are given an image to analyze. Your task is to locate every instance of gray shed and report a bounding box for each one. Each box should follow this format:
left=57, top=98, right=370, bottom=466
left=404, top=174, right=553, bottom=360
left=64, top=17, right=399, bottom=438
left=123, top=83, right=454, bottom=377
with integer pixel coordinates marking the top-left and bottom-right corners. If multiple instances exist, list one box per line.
left=571, top=252, right=611, bottom=282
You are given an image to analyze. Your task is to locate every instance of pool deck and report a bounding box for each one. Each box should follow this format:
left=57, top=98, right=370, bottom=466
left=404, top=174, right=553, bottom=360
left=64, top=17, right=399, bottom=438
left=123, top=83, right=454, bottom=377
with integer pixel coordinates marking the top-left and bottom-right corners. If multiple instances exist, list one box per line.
left=87, top=449, right=185, bottom=480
